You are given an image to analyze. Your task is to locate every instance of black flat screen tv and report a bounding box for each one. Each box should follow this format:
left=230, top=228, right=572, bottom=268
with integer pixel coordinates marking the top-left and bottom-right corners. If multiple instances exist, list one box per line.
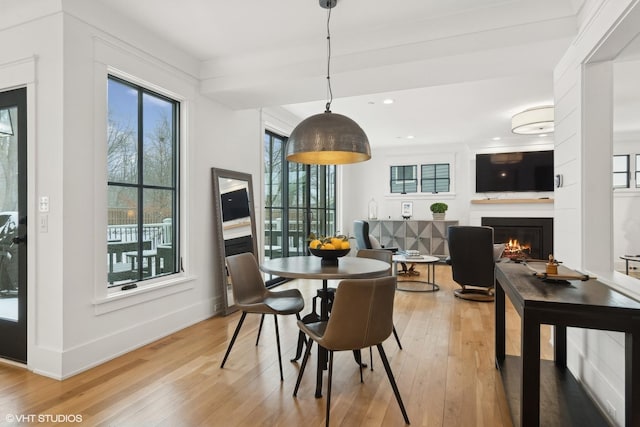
left=221, top=188, right=250, bottom=222
left=475, top=150, right=554, bottom=193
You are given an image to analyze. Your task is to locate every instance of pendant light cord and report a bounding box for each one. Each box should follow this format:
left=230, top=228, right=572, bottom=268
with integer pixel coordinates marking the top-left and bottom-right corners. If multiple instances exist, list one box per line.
left=325, top=5, right=333, bottom=113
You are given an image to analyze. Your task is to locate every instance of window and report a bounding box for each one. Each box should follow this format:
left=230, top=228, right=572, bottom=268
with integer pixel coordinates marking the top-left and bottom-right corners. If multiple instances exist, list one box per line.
left=421, top=163, right=450, bottom=193
left=613, top=155, right=629, bottom=188
left=390, top=165, right=418, bottom=193
left=107, top=75, right=179, bottom=287
left=264, top=130, right=336, bottom=269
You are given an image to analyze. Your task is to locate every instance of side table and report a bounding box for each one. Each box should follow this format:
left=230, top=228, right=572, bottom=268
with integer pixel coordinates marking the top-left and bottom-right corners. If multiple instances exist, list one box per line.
left=392, top=254, right=440, bottom=292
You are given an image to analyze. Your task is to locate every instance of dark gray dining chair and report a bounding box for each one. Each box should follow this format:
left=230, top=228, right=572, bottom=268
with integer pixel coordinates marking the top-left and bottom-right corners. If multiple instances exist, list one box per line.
left=221, top=252, right=305, bottom=380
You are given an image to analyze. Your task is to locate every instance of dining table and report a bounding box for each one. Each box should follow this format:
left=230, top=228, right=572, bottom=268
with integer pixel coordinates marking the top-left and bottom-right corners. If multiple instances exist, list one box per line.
left=260, top=254, right=391, bottom=398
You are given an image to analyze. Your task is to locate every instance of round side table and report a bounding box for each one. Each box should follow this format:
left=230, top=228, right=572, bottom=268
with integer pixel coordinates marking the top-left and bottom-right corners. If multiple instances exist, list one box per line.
left=392, top=254, right=440, bottom=292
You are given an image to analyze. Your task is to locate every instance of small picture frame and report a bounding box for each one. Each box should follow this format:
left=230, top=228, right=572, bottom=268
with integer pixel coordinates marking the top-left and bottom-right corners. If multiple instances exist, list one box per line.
left=401, top=201, right=413, bottom=219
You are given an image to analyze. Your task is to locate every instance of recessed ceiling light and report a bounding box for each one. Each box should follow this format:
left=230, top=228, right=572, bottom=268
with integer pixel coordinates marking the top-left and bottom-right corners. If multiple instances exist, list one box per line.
left=492, top=137, right=501, bottom=141
left=407, top=135, right=415, bottom=139
left=383, top=99, right=394, bottom=105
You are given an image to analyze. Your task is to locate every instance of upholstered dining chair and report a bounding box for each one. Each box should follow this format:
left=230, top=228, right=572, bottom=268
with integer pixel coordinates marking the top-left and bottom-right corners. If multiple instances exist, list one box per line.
left=356, top=249, right=403, bottom=353
left=293, top=276, right=410, bottom=427
left=221, top=252, right=305, bottom=380
left=447, top=226, right=496, bottom=302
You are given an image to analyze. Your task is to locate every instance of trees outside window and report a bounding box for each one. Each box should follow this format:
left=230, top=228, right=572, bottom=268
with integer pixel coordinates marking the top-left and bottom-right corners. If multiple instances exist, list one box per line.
left=107, top=76, right=179, bottom=287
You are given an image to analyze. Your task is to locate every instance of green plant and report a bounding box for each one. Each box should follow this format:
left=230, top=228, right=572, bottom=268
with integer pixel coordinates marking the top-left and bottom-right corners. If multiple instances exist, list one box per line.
left=430, top=202, right=448, bottom=214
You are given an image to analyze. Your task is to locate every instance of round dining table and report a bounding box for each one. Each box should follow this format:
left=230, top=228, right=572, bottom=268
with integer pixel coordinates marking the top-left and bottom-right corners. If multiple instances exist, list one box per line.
left=260, top=255, right=391, bottom=397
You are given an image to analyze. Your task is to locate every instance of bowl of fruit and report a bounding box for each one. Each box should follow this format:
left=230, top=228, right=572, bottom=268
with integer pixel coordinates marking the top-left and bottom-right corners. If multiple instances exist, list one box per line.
left=308, top=235, right=351, bottom=265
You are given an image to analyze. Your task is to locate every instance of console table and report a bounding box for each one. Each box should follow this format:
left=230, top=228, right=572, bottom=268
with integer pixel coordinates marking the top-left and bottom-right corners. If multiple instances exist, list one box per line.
left=495, top=261, right=640, bottom=427
left=367, top=219, right=458, bottom=258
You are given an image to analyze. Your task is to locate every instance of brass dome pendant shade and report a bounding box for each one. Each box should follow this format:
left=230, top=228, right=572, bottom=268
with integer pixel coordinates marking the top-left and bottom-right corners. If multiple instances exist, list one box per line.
left=286, top=0, right=371, bottom=165
left=286, top=111, right=371, bottom=165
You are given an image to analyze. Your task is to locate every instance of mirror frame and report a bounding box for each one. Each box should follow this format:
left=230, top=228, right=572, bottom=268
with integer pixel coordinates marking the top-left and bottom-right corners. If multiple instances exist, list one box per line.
left=211, top=168, right=258, bottom=315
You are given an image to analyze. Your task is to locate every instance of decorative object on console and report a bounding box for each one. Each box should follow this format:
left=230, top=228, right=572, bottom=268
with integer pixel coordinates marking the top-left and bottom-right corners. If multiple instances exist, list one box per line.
left=511, top=105, right=554, bottom=134
left=545, top=254, right=558, bottom=275
left=430, top=202, right=448, bottom=220
left=285, top=0, right=370, bottom=165
left=368, top=197, right=378, bottom=220
left=401, top=201, right=413, bottom=220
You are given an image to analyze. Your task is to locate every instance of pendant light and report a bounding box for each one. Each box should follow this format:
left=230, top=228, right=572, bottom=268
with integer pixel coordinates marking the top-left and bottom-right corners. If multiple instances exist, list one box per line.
left=286, top=0, right=371, bottom=165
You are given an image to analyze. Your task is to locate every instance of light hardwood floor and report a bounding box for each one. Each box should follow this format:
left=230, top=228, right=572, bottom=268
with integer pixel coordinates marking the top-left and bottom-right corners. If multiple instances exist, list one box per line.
left=0, top=264, right=551, bottom=426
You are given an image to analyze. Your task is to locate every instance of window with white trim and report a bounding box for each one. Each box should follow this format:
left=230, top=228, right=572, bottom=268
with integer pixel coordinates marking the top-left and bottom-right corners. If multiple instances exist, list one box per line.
left=390, top=165, right=418, bottom=193
left=421, top=163, right=450, bottom=193
left=107, top=75, right=180, bottom=287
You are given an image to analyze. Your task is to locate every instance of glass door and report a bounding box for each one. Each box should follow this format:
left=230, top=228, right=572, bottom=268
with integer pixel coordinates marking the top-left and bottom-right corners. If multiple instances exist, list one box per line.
left=0, top=87, right=27, bottom=363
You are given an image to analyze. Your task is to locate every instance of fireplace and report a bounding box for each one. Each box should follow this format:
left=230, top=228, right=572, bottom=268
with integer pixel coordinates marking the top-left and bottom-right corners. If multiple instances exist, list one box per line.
left=481, top=217, right=553, bottom=261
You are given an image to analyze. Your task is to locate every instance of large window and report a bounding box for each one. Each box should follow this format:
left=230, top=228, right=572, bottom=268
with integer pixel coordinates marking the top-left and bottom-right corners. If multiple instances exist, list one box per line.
left=107, top=76, right=179, bottom=287
left=390, top=165, right=418, bottom=193
left=264, top=130, right=336, bottom=264
left=613, top=154, right=629, bottom=189
left=421, top=163, right=450, bottom=193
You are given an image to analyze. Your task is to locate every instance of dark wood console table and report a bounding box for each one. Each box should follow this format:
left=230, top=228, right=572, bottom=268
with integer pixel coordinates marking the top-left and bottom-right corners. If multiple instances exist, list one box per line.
left=495, top=261, right=640, bottom=427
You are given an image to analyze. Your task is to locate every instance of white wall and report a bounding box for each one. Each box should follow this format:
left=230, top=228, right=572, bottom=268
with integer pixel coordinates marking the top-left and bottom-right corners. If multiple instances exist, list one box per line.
left=553, top=1, right=640, bottom=425
left=1, top=2, right=262, bottom=379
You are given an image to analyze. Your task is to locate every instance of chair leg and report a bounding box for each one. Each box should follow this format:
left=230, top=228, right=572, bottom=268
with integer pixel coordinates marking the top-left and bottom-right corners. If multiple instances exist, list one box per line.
left=256, top=314, right=265, bottom=346
left=326, top=350, right=334, bottom=427
left=393, top=325, right=403, bottom=350
left=293, top=338, right=313, bottom=396
left=273, top=314, right=283, bottom=381
left=377, top=344, right=410, bottom=425
left=369, top=346, right=373, bottom=371
left=221, top=311, right=247, bottom=368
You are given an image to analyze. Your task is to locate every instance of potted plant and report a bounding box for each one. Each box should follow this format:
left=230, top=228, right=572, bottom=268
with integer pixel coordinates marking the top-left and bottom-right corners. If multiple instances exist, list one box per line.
left=430, top=202, right=448, bottom=220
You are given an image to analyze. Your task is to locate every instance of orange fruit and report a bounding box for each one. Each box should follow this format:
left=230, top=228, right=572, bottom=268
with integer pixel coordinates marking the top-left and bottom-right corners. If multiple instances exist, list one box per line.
left=309, top=239, right=322, bottom=249
left=322, top=243, right=336, bottom=250
left=341, top=241, right=350, bottom=250
left=330, top=237, right=343, bottom=247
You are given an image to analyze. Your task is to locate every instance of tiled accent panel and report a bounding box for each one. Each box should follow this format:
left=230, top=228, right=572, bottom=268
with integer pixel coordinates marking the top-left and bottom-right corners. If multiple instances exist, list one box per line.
left=367, top=220, right=458, bottom=257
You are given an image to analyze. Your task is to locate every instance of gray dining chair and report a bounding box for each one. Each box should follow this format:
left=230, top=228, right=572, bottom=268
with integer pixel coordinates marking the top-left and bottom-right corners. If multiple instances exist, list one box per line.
left=293, top=276, right=410, bottom=427
left=356, top=249, right=403, bottom=357
left=221, top=252, right=305, bottom=381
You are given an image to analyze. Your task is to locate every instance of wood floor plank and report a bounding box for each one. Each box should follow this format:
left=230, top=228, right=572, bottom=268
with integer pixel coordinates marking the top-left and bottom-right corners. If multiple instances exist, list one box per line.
left=0, top=264, right=554, bottom=426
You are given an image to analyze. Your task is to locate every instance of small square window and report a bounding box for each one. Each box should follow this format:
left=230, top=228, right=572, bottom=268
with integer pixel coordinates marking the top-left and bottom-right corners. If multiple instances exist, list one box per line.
left=421, top=163, right=450, bottom=193
left=390, top=165, right=418, bottom=193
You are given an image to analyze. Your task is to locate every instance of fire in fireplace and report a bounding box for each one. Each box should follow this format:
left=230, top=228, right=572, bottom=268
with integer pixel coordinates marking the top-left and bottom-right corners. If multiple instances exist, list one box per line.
left=481, top=217, right=553, bottom=261
left=503, top=239, right=532, bottom=259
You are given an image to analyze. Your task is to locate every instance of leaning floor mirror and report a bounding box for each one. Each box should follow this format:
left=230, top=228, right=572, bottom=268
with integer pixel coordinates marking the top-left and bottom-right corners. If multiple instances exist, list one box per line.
left=211, top=168, right=258, bottom=315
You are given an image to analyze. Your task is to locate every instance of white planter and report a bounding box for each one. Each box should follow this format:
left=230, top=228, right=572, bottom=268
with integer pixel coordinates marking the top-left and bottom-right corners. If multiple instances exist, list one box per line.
left=432, top=212, right=446, bottom=221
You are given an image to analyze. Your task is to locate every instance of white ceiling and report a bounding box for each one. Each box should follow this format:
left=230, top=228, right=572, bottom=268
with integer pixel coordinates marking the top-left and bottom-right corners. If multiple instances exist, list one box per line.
left=87, top=0, right=639, bottom=148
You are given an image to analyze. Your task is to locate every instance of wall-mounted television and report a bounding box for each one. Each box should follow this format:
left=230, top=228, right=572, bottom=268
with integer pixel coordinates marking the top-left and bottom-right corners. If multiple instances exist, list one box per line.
left=221, top=188, right=250, bottom=222
left=475, top=150, right=554, bottom=193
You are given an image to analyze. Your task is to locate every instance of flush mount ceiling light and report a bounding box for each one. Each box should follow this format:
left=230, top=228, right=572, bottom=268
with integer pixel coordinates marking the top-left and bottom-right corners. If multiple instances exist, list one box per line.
left=285, top=0, right=371, bottom=165
left=511, top=106, right=554, bottom=135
